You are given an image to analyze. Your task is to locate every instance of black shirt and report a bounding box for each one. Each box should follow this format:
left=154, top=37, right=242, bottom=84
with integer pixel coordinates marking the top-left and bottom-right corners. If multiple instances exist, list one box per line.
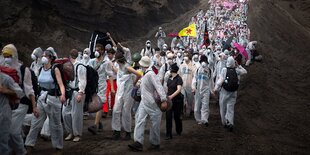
left=167, top=74, right=183, bottom=99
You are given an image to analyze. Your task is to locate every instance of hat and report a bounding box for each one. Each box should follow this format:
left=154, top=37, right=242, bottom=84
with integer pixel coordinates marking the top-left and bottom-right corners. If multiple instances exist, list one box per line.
left=146, top=40, right=151, bottom=44
left=132, top=53, right=142, bottom=62
left=2, top=44, right=17, bottom=57
left=105, top=44, right=112, bottom=50
left=199, top=55, right=208, bottom=63
left=170, top=63, right=179, bottom=73
left=32, top=47, right=43, bottom=58
left=224, top=49, right=230, bottom=55
left=139, top=56, right=151, bottom=68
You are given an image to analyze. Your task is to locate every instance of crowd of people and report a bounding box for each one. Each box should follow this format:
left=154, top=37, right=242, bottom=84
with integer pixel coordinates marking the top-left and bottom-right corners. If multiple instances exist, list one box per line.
left=0, top=0, right=263, bottom=154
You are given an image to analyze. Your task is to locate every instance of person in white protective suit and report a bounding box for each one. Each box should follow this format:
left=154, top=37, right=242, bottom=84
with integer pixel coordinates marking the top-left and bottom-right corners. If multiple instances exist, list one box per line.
left=62, top=49, right=87, bottom=142
left=192, top=55, right=214, bottom=126
left=87, top=43, right=114, bottom=135
left=40, top=47, right=58, bottom=141
left=111, top=51, right=141, bottom=140
left=179, top=53, right=196, bottom=116
left=150, top=47, right=165, bottom=73
left=2, top=44, right=37, bottom=155
left=192, top=53, right=200, bottom=68
left=0, top=72, right=24, bottom=155
left=141, top=40, right=155, bottom=58
left=158, top=52, right=174, bottom=90
left=25, top=49, right=66, bottom=153
left=155, top=27, right=166, bottom=50
left=213, top=56, right=247, bottom=132
left=175, top=46, right=184, bottom=67
left=128, top=56, right=168, bottom=151
left=213, top=53, right=227, bottom=83
left=81, top=48, right=91, bottom=65
left=30, top=47, right=44, bottom=76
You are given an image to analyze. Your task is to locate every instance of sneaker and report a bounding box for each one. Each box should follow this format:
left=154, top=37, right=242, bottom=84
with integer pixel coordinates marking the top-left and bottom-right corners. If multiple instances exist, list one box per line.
left=98, top=122, right=103, bottom=132
left=148, top=144, right=160, bottom=150
left=123, top=132, right=131, bottom=140
left=204, top=122, right=209, bottom=127
left=65, top=134, right=73, bottom=141
left=40, top=135, right=50, bottom=141
left=88, top=125, right=97, bottom=135
left=128, top=141, right=143, bottom=152
left=112, top=131, right=121, bottom=140
left=72, top=136, right=81, bottom=142
left=26, top=146, right=34, bottom=155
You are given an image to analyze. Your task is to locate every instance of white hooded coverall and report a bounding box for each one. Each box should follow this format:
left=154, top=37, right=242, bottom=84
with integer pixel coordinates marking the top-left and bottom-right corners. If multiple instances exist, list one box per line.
left=214, top=57, right=247, bottom=126
left=133, top=69, right=167, bottom=145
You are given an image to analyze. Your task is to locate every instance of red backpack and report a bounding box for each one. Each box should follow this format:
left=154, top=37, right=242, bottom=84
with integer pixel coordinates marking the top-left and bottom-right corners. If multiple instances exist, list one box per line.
left=0, top=65, right=20, bottom=83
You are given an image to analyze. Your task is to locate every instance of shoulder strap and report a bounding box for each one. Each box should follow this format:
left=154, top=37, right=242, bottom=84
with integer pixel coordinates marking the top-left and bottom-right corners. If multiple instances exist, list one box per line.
left=164, top=63, right=168, bottom=72
left=95, top=60, right=105, bottom=70
left=20, top=65, right=26, bottom=88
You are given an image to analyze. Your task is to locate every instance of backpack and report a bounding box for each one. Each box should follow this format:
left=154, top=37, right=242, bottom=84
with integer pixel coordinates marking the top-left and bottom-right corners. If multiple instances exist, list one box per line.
left=39, top=58, right=74, bottom=97
left=0, top=65, right=19, bottom=83
left=75, top=64, right=99, bottom=111
left=142, top=48, right=153, bottom=57
left=222, top=67, right=239, bottom=92
left=20, top=65, right=40, bottom=113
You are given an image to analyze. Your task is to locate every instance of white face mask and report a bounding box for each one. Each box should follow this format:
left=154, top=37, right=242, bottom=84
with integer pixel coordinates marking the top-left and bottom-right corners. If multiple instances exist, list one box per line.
left=177, top=53, right=182, bottom=58
left=4, top=57, right=12, bottom=64
left=83, top=54, right=89, bottom=59
left=31, top=54, right=37, bottom=61
left=201, top=62, right=207, bottom=68
left=193, top=55, right=199, bottom=62
left=41, top=57, right=49, bottom=65
left=184, top=57, right=189, bottom=62
left=163, top=46, right=167, bottom=50
left=146, top=43, right=151, bottom=47
left=95, top=51, right=100, bottom=58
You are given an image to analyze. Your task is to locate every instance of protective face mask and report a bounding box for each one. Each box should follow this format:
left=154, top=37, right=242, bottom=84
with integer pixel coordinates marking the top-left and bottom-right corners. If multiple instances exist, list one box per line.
left=4, top=57, right=12, bottom=64
left=146, top=43, right=151, bottom=47
left=31, top=54, right=37, bottom=61
left=184, top=57, right=189, bottom=61
left=95, top=51, right=100, bottom=58
left=163, top=47, right=167, bottom=50
left=41, top=57, right=49, bottom=64
left=177, top=53, right=182, bottom=58
left=201, top=62, right=207, bottom=68
left=83, top=54, right=89, bottom=59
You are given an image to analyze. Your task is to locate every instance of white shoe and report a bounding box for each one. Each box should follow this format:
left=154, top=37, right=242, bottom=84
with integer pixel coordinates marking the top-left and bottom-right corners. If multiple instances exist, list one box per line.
left=65, top=134, right=73, bottom=141
left=73, top=136, right=81, bottom=142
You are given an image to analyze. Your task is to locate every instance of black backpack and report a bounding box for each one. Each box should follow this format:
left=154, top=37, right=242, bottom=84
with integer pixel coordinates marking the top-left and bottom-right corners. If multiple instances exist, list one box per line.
left=222, top=67, right=239, bottom=92
left=76, top=64, right=99, bottom=107
left=20, top=65, right=40, bottom=113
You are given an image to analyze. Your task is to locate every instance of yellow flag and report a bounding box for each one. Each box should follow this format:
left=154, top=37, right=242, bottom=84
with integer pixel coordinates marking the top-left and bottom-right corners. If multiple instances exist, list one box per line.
left=178, top=23, right=197, bottom=37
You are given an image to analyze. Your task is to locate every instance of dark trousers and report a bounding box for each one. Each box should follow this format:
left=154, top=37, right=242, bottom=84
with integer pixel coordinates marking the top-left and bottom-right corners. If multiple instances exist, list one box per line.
left=166, top=97, right=183, bottom=137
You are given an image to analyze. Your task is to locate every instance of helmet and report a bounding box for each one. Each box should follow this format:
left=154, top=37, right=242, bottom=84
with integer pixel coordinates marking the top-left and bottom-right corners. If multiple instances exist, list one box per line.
left=132, top=52, right=142, bottom=62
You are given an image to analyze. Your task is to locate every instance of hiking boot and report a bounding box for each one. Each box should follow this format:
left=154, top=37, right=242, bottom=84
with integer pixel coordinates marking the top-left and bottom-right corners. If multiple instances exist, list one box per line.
left=88, top=125, right=97, bottom=135
left=148, top=144, right=160, bottom=150
left=98, top=122, right=103, bottom=132
left=112, top=131, right=121, bottom=140
left=123, top=132, right=131, bottom=140
left=128, top=141, right=143, bottom=152
left=26, top=146, right=34, bottom=155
